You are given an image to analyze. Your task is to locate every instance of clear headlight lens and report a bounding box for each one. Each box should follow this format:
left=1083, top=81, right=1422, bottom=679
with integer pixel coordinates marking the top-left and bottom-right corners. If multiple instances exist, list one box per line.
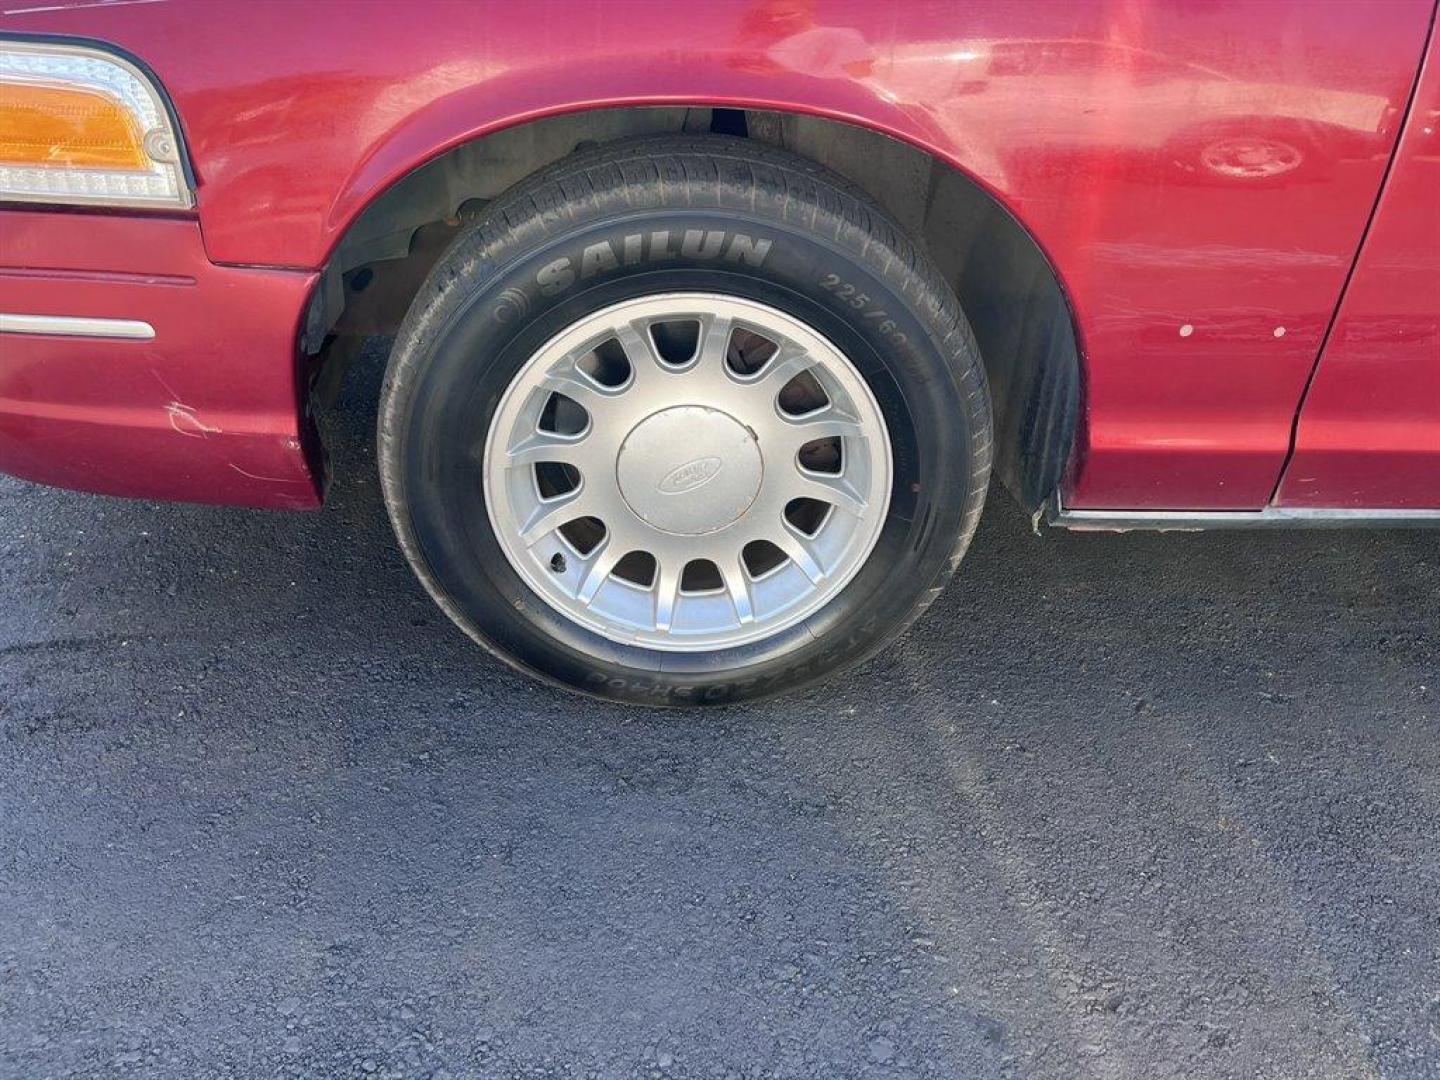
left=0, top=40, right=192, bottom=209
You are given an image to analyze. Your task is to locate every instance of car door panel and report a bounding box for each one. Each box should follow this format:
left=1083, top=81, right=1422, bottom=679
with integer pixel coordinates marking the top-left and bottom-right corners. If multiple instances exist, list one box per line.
left=1276, top=24, right=1440, bottom=509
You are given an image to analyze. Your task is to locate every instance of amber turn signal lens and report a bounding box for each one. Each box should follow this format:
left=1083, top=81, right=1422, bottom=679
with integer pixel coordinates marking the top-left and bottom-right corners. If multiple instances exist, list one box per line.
left=0, top=81, right=148, bottom=170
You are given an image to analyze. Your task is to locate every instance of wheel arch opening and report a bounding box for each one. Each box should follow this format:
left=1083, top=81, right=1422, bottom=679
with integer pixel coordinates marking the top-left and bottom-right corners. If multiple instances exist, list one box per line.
left=305, top=105, right=1081, bottom=515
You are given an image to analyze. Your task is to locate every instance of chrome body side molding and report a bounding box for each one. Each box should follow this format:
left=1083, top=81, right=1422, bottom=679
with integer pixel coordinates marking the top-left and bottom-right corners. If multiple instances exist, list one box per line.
left=0, top=313, right=156, bottom=340
left=1047, top=496, right=1440, bottom=531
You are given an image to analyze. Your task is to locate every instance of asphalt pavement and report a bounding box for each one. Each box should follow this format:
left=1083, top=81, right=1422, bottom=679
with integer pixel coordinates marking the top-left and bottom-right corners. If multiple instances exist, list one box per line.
left=2, top=343, right=1437, bottom=1079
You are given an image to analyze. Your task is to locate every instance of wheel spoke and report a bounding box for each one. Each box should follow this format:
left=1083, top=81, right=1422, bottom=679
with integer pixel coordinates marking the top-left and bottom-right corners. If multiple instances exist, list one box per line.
left=676, top=313, right=748, bottom=399
left=718, top=554, right=756, bottom=625
left=697, top=312, right=735, bottom=367
left=518, top=488, right=594, bottom=546
left=575, top=537, right=626, bottom=606
left=504, top=429, right=589, bottom=468
left=614, top=321, right=664, bottom=382
left=653, top=559, right=682, bottom=632
left=539, top=365, right=619, bottom=417
left=759, top=406, right=864, bottom=455
left=744, top=342, right=818, bottom=391
left=773, top=530, right=826, bottom=583
left=783, top=410, right=865, bottom=445
left=786, top=469, right=868, bottom=516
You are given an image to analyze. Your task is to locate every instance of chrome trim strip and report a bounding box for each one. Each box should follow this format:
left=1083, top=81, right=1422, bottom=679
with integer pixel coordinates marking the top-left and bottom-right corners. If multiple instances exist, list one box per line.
left=1047, top=495, right=1440, bottom=531
left=0, top=312, right=155, bottom=339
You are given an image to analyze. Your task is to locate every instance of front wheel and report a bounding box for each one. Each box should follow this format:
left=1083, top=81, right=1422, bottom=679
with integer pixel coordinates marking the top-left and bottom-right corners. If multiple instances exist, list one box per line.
left=378, top=136, right=991, bottom=705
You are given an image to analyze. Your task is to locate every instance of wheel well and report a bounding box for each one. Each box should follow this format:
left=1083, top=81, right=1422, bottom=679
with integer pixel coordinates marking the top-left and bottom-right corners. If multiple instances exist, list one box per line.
left=306, top=106, right=1080, bottom=514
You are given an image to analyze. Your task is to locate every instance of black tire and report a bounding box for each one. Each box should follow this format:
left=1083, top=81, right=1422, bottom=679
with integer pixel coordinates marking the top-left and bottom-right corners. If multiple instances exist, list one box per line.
left=378, top=135, right=991, bottom=706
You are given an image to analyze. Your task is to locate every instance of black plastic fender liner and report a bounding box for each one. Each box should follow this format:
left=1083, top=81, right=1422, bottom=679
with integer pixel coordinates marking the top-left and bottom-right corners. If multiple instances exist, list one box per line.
left=948, top=201, right=1080, bottom=517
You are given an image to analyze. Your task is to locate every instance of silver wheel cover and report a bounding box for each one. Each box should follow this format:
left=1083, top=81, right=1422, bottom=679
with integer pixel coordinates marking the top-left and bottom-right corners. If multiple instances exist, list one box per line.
left=483, top=293, right=893, bottom=651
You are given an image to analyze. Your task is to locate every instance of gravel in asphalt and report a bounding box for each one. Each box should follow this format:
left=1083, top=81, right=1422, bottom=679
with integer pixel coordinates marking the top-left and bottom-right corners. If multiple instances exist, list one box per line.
left=1, top=344, right=1437, bottom=1079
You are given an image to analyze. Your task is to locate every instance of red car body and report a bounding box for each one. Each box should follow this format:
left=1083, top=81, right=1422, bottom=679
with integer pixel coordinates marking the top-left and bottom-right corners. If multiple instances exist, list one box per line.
left=2, top=0, right=1437, bottom=516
